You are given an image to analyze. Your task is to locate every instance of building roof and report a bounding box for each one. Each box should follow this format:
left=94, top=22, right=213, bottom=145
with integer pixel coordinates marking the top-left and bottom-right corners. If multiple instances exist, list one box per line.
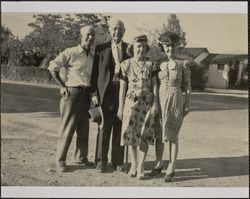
left=175, top=47, right=209, bottom=60
left=201, top=54, right=248, bottom=65
left=183, top=48, right=209, bottom=58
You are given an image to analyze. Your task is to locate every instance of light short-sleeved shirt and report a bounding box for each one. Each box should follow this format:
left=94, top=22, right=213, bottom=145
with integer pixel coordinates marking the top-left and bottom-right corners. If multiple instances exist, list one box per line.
left=48, top=45, right=94, bottom=87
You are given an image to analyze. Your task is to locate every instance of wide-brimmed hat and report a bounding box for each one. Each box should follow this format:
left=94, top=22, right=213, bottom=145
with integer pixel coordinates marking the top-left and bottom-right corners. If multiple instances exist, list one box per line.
left=88, top=106, right=103, bottom=125
left=158, top=31, right=180, bottom=45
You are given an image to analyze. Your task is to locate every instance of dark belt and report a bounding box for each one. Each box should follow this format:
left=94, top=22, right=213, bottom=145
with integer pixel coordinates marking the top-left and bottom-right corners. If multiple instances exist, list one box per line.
left=66, top=86, right=91, bottom=90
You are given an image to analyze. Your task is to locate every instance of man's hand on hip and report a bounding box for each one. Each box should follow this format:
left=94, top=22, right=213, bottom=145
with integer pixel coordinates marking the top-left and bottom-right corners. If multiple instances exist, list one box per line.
left=92, top=96, right=99, bottom=106
left=60, top=87, right=69, bottom=96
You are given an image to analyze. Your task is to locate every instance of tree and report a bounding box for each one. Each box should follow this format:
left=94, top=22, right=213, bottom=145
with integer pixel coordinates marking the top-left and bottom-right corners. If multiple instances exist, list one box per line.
left=166, top=14, right=187, bottom=48
left=136, top=14, right=187, bottom=61
left=22, top=13, right=110, bottom=67
left=1, top=25, right=14, bottom=64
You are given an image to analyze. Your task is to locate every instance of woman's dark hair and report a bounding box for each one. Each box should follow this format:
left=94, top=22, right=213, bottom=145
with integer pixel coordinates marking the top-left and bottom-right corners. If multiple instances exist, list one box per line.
left=158, top=42, right=165, bottom=53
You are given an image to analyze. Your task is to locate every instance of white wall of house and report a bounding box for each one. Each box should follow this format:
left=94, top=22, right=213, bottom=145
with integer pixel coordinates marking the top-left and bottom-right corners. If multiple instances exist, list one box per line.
left=207, top=64, right=230, bottom=89
left=194, top=51, right=209, bottom=64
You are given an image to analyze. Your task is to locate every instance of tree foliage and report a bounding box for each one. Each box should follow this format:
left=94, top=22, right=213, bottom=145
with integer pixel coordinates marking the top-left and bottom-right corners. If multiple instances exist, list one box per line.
left=24, top=13, right=110, bottom=58
left=3, top=13, right=110, bottom=67
left=1, top=25, right=15, bottom=64
left=166, top=14, right=187, bottom=48
left=136, top=14, right=187, bottom=61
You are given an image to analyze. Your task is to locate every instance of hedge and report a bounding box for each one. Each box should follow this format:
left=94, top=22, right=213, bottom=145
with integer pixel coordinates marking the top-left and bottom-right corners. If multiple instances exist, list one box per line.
left=1, top=65, right=57, bottom=85
left=1, top=64, right=208, bottom=91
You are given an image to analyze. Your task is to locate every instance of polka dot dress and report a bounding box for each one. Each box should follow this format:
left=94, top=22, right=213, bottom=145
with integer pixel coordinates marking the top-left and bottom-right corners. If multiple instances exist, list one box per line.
left=158, top=59, right=191, bottom=143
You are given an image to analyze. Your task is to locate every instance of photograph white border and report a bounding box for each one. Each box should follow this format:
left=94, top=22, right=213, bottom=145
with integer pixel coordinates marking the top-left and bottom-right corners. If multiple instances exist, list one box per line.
left=1, top=1, right=249, bottom=198
left=2, top=1, right=248, bottom=13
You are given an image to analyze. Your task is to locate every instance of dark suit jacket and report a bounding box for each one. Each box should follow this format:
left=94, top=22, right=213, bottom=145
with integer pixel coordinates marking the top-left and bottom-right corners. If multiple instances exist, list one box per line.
left=91, top=41, right=129, bottom=105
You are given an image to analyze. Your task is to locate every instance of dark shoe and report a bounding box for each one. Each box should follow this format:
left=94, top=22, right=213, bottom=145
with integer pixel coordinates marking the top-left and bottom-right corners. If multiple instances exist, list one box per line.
left=164, top=172, right=175, bottom=182
left=112, top=163, right=117, bottom=169
left=96, top=161, right=106, bottom=173
left=148, top=167, right=163, bottom=176
left=75, top=159, right=94, bottom=167
left=116, top=165, right=124, bottom=172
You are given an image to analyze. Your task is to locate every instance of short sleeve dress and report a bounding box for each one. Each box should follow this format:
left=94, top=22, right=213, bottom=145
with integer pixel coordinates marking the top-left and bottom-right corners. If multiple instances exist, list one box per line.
left=158, top=59, right=191, bottom=143
left=120, top=57, right=158, bottom=146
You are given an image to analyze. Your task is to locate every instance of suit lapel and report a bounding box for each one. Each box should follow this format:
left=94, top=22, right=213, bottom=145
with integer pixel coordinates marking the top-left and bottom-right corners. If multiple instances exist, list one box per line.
left=121, top=42, right=128, bottom=61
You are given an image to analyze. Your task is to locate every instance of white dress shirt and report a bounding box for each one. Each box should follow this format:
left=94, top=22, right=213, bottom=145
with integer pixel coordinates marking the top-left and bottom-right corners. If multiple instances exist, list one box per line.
left=48, top=45, right=94, bottom=87
left=111, top=41, right=123, bottom=74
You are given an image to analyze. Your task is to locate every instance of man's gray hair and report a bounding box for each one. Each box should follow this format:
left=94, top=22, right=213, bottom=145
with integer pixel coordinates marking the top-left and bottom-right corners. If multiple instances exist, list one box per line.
left=108, top=18, right=125, bottom=29
left=80, top=25, right=95, bottom=35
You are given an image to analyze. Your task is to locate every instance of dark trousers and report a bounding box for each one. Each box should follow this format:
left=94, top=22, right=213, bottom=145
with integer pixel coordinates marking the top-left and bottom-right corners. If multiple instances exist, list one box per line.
left=56, top=87, right=90, bottom=165
left=95, top=82, right=124, bottom=167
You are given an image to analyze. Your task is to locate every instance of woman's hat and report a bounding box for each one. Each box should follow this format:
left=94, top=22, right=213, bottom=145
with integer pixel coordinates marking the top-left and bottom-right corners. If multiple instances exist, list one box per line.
left=88, top=106, right=103, bottom=125
left=133, top=34, right=148, bottom=43
left=158, top=31, right=180, bottom=45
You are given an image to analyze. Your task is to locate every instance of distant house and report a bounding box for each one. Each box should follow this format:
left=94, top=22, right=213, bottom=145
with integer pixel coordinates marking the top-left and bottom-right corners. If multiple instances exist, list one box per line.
left=179, top=48, right=209, bottom=65
left=183, top=48, right=210, bottom=64
left=201, top=54, right=248, bottom=89
left=178, top=47, right=247, bottom=89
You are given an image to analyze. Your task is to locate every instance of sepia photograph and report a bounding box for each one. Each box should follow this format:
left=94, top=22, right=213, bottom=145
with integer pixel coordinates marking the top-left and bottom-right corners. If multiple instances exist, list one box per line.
left=1, top=1, right=248, bottom=198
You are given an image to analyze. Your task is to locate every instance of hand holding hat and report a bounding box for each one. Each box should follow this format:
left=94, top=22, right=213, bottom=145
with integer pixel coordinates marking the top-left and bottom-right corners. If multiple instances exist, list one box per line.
left=88, top=106, right=103, bottom=127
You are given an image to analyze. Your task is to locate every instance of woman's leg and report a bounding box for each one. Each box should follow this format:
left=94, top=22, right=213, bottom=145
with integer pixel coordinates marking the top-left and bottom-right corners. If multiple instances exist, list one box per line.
left=137, top=143, right=149, bottom=178
left=154, top=138, right=164, bottom=168
left=128, top=145, right=138, bottom=175
left=167, top=142, right=178, bottom=174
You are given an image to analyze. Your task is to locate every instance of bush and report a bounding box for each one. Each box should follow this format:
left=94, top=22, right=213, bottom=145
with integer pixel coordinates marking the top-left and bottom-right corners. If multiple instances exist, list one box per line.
left=189, top=62, right=207, bottom=91
left=1, top=65, right=57, bottom=85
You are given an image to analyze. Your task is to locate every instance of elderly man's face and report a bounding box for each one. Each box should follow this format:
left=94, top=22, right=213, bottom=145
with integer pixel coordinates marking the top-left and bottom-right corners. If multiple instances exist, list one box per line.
left=109, top=21, right=125, bottom=44
left=80, top=26, right=95, bottom=49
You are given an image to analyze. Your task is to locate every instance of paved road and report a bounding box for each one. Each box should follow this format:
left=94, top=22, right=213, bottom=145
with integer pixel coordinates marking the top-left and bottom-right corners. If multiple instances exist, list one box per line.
left=1, top=82, right=249, bottom=189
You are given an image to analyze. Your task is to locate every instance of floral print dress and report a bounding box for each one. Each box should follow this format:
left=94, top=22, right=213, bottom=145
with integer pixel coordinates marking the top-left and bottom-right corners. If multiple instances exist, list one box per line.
left=120, top=58, right=158, bottom=146
left=158, top=59, right=191, bottom=143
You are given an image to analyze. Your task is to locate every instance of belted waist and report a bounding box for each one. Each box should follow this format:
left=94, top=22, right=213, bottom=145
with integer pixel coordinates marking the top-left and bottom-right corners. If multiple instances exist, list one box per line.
left=66, top=86, right=91, bottom=90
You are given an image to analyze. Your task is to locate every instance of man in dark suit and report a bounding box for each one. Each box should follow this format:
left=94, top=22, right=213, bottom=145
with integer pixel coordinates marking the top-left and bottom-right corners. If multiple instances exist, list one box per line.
left=91, top=18, right=129, bottom=173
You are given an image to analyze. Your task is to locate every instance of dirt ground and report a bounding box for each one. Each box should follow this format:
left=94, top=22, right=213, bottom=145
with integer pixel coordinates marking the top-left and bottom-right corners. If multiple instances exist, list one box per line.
left=1, top=81, right=249, bottom=189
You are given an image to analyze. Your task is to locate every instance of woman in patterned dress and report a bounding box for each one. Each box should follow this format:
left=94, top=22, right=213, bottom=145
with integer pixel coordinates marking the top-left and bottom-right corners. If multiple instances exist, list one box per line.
left=150, top=31, right=191, bottom=182
left=117, top=35, right=159, bottom=180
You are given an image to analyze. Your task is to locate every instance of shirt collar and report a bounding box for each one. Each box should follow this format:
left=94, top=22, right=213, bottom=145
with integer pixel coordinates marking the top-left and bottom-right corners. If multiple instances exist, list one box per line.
left=112, top=40, right=122, bottom=49
left=77, top=44, right=95, bottom=56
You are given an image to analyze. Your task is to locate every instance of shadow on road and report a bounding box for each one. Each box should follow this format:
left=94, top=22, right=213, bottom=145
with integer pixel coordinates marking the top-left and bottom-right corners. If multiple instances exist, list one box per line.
left=1, top=82, right=248, bottom=114
left=1, top=82, right=60, bottom=114
left=143, top=155, right=249, bottom=182
left=190, top=93, right=247, bottom=112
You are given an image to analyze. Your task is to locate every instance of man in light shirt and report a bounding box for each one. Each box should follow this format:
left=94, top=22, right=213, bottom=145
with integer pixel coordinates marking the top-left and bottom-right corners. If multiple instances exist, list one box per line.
left=48, top=25, right=95, bottom=172
left=91, top=19, right=129, bottom=173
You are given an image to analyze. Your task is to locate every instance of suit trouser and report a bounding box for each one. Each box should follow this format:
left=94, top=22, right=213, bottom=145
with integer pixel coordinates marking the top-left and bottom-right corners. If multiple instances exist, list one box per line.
left=95, top=82, right=124, bottom=167
left=56, top=87, right=90, bottom=166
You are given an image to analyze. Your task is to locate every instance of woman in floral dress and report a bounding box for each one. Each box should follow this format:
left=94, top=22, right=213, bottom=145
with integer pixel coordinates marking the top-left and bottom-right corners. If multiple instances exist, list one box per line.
left=117, top=35, right=159, bottom=180
left=150, top=31, right=191, bottom=182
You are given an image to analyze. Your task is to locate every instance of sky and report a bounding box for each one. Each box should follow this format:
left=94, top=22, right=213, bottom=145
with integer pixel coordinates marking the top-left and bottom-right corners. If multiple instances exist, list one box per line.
left=1, top=13, right=248, bottom=54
